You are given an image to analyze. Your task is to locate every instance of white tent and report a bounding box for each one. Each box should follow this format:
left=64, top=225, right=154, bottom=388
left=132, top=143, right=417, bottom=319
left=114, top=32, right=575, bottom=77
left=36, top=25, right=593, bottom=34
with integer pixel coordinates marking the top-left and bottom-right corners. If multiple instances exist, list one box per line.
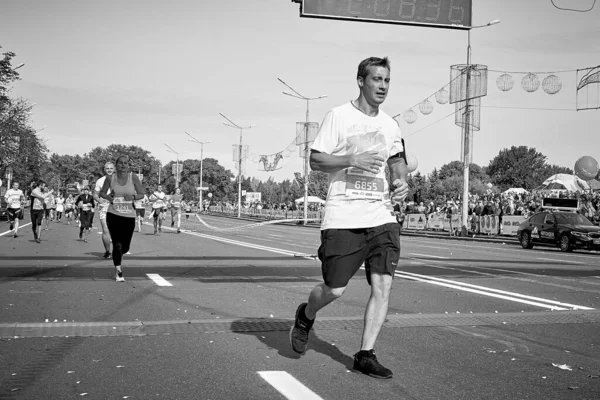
left=538, top=174, right=590, bottom=192
left=502, top=188, right=528, bottom=195
left=295, top=196, right=326, bottom=204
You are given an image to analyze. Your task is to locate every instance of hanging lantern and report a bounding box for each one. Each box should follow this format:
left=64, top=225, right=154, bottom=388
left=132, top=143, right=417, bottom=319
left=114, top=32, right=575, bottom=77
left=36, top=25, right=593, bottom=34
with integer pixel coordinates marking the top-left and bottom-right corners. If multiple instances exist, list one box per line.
left=496, top=73, right=514, bottom=92
left=542, top=74, right=562, bottom=95
left=403, top=109, right=417, bottom=124
left=418, top=99, right=433, bottom=115
left=434, top=88, right=449, bottom=104
left=521, top=73, right=540, bottom=93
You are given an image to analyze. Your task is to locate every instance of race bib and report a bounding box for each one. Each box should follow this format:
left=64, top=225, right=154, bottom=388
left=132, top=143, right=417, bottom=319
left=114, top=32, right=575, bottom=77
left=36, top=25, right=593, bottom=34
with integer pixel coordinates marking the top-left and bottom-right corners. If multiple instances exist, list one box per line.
left=344, top=168, right=385, bottom=200
left=82, top=203, right=92, bottom=211
left=10, top=198, right=21, bottom=208
left=153, top=199, right=165, bottom=208
left=113, top=197, right=134, bottom=214
left=134, top=200, right=145, bottom=209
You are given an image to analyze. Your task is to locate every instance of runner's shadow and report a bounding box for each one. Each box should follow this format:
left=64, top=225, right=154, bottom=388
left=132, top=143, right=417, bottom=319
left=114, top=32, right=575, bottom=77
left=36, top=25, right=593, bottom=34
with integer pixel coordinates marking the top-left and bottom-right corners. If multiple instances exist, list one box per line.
left=230, top=318, right=354, bottom=369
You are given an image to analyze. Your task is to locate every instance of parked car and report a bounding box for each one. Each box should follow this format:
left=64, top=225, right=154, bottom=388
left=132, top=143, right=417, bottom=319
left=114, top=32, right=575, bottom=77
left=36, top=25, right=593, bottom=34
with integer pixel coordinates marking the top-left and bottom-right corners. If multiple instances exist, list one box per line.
left=517, top=210, right=600, bottom=252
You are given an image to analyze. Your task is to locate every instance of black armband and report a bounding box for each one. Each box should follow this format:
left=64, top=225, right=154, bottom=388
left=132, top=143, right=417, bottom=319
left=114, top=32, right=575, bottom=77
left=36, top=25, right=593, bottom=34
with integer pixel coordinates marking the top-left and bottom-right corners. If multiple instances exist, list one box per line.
left=390, top=139, right=408, bottom=164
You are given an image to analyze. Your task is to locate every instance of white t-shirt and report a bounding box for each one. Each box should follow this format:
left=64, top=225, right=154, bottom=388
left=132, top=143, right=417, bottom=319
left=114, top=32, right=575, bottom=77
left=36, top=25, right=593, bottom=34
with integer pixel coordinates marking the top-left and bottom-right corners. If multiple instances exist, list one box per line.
left=311, top=102, right=404, bottom=230
left=4, top=189, right=24, bottom=209
left=95, top=176, right=112, bottom=208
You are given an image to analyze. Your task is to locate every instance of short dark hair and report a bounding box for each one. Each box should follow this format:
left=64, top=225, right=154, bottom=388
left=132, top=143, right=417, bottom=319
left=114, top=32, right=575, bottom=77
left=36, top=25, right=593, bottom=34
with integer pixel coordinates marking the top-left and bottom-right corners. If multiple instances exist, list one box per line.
left=357, top=57, right=391, bottom=80
left=37, top=179, right=46, bottom=187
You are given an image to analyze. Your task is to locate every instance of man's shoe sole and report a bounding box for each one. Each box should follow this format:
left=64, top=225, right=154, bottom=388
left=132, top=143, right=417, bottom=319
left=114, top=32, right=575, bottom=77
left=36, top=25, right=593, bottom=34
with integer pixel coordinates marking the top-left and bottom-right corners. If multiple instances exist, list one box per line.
left=289, top=325, right=308, bottom=355
left=352, top=367, right=393, bottom=379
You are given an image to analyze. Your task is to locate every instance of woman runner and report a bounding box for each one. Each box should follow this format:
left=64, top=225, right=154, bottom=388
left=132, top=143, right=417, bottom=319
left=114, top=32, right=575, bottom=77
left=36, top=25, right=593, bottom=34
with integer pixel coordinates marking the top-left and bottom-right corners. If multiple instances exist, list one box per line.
left=99, top=155, right=145, bottom=282
left=65, top=194, right=75, bottom=224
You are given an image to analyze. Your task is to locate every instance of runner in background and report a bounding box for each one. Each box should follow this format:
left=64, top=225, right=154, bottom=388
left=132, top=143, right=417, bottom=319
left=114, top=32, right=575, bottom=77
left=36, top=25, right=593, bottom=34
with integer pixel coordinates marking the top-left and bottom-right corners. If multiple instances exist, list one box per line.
left=4, top=181, right=25, bottom=238
left=75, top=186, right=95, bottom=242
left=55, top=192, right=65, bottom=222
left=134, top=194, right=148, bottom=233
left=183, top=199, right=192, bottom=221
left=42, top=187, right=55, bottom=231
left=94, top=162, right=115, bottom=259
left=149, top=185, right=167, bottom=235
left=64, top=194, right=75, bottom=224
left=30, top=180, right=54, bottom=243
left=169, top=188, right=184, bottom=233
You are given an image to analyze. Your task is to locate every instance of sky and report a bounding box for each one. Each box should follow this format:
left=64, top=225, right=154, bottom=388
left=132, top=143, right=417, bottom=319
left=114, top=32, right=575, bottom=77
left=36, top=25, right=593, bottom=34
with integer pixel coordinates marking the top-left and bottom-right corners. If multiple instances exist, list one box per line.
left=1, top=0, right=599, bottom=183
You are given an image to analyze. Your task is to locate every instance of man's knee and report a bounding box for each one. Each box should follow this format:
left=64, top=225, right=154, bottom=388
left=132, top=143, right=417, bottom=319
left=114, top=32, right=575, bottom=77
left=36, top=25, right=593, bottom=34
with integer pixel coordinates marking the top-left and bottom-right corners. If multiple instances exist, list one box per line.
left=322, top=283, right=346, bottom=299
left=369, top=273, right=393, bottom=298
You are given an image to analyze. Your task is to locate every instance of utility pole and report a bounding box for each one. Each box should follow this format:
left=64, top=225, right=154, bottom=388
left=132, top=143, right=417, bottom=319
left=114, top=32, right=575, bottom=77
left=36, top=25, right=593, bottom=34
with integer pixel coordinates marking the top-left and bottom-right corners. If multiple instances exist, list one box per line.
left=219, top=113, right=254, bottom=218
left=460, top=20, right=500, bottom=235
left=278, top=78, right=327, bottom=224
left=164, top=143, right=184, bottom=189
left=186, top=131, right=213, bottom=210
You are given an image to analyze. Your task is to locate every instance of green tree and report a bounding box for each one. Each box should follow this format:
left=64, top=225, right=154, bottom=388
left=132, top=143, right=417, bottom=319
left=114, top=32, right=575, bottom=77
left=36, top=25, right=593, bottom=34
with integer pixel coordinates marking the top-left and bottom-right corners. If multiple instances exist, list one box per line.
left=487, top=146, right=557, bottom=190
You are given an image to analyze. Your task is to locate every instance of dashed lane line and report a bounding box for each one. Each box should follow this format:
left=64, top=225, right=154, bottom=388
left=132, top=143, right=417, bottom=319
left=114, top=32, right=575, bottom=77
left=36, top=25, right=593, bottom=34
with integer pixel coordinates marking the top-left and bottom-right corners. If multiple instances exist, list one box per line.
left=146, top=273, right=173, bottom=287
left=258, top=371, right=324, bottom=400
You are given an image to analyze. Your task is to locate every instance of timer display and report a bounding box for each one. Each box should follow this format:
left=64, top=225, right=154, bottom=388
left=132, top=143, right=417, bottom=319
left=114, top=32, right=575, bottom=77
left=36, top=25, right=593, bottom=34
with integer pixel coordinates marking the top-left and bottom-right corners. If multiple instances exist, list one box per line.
left=298, top=0, right=472, bottom=29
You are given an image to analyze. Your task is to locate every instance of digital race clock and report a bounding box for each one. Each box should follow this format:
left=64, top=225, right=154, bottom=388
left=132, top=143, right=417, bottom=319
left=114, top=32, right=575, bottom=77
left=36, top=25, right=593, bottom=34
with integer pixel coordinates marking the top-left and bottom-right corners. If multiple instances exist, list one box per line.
left=295, top=0, right=472, bottom=30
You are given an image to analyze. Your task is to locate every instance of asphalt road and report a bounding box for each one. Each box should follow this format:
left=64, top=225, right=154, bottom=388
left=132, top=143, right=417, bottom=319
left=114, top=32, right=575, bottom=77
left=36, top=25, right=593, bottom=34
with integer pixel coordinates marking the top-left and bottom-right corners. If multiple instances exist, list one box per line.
left=1, top=213, right=599, bottom=400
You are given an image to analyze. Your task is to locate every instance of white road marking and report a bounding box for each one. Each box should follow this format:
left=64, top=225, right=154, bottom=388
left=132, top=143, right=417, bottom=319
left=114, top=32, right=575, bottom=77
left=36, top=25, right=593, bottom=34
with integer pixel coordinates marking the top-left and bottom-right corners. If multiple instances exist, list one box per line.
left=146, top=274, right=173, bottom=287
left=409, top=253, right=449, bottom=259
left=0, top=222, right=32, bottom=236
left=536, top=257, right=585, bottom=265
left=183, top=230, right=317, bottom=260
left=258, top=371, right=323, bottom=400
left=393, top=270, right=594, bottom=310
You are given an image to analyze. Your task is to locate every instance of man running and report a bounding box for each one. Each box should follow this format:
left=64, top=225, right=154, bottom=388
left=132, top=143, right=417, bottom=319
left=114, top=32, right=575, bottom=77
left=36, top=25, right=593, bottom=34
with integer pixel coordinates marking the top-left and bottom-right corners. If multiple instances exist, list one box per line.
left=4, top=182, right=25, bottom=238
left=289, top=57, right=409, bottom=379
left=169, top=188, right=184, bottom=233
left=94, top=162, right=115, bottom=259
left=42, top=187, right=55, bottom=231
left=75, top=186, right=95, bottom=242
left=149, top=185, right=167, bottom=235
left=30, top=180, right=54, bottom=243
left=65, top=194, right=75, bottom=224
left=134, top=194, right=148, bottom=233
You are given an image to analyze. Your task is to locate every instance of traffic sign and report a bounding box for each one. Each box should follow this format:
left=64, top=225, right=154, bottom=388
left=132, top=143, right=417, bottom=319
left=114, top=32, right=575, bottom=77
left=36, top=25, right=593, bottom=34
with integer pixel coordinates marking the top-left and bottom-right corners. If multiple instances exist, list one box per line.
left=197, top=186, right=209, bottom=191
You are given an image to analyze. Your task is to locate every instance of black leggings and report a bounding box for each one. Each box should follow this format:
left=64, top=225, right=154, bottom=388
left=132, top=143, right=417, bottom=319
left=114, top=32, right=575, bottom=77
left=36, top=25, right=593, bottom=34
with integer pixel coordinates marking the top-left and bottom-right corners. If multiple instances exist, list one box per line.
left=106, top=212, right=136, bottom=267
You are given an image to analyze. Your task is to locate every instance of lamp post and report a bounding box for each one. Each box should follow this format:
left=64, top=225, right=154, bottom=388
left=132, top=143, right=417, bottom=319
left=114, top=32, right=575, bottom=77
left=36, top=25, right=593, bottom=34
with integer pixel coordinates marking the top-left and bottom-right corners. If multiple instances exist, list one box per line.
left=164, top=143, right=184, bottom=189
left=186, top=131, right=213, bottom=209
left=460, top=19, right=500, bottom=236
left=277, top=78, right=327, bottom=225
left=219, top=113, right=254, bottom=218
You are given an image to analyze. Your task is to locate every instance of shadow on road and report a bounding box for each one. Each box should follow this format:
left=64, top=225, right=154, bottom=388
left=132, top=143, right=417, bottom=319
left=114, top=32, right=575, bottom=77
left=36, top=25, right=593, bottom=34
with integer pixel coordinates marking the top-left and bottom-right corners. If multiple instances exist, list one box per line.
left=230, top=318, right=354, bottom=369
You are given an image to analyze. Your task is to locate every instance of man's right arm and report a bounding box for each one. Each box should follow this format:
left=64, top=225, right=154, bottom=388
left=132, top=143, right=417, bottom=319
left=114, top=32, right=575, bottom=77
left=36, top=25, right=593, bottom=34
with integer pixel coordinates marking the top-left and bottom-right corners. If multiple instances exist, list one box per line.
left=309, top=150, right=385, bottom=174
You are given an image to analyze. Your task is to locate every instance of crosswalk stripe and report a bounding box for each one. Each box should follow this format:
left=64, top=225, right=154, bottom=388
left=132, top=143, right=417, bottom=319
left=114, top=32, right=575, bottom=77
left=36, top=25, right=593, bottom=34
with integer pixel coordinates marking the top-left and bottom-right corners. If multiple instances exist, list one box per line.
left=258, top=371, right=324, bottom=400
left=146, top=273, right=173, bottom=287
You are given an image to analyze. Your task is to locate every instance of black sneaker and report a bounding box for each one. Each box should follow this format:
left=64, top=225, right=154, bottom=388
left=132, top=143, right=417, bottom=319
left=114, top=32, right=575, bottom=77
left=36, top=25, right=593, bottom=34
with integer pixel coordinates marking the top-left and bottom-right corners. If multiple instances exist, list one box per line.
left=35, top=238, right=41, bottom=243
left=289, top=303, right=314, bottom=355
left=171, top=221, right=174, bottom=227
left=103, top=251, right=111, bottom=259
left=177, top=229, right=180, bottom=234
left=9, top=223, right=14, bottom=230
left=353, top=350, right=393, bottom=379
left=79, top=232, right=83, bottom=239
left=13, top=234, right=18, bottom=238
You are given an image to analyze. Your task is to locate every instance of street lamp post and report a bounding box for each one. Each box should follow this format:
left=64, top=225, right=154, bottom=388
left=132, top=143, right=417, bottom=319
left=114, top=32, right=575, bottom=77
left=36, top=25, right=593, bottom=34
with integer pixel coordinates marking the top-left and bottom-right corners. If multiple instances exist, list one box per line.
left=460, top=19, right=500, bottom=236
left=186, top=131, right=213, bottom=209
left=278, top=78, right=327, bottom=225
left=219, top=113, right=254, bottom=218
left=164, top=143, right=184, bottom=189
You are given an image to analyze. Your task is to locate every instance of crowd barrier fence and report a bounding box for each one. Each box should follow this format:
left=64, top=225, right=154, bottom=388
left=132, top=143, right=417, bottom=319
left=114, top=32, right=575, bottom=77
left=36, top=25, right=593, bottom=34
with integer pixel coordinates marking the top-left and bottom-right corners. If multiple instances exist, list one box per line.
left=203, top=207, right=528, bottom=236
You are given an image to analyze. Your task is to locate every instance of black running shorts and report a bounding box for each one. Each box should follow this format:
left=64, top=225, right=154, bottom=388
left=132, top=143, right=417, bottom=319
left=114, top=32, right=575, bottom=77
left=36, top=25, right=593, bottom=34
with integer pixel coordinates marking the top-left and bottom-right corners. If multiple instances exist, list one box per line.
left=8, top=208, right=23, bottom=221
left=317, top=223, right=401, bottom=289
left=135, top=208, right=145, bottom=217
